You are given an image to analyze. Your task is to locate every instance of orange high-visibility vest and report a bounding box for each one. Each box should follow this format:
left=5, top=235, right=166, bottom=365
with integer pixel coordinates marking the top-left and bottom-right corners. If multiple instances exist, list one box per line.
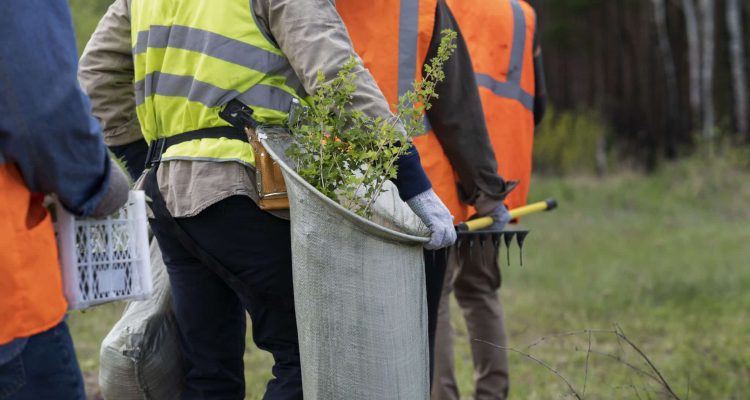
left=0, top=163, right=68, bottom=345
left=447, top=0, right=537, bottom=211
left=337, top=0, right=470, bottom=223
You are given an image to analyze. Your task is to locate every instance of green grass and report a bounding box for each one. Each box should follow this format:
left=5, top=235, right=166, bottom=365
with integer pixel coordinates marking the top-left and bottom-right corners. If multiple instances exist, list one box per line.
left=68, top=152, right=750, bottom=399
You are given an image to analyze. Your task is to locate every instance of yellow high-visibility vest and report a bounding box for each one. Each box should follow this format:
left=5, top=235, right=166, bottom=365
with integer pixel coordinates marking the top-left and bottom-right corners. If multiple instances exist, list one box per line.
left=130, top=0, right=309, bottom=166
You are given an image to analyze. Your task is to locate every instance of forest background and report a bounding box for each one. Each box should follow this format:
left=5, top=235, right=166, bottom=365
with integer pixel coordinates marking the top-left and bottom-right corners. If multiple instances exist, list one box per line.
left=66, top=1, right=750, bottom=399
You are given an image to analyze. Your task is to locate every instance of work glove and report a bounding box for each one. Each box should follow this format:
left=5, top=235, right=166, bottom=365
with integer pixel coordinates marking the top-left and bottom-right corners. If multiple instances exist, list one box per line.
left=474, top=191, right=511, bottom=231
left=407, top=189, right=457, bottom=250
left=89, top=158, right=130, bottom=217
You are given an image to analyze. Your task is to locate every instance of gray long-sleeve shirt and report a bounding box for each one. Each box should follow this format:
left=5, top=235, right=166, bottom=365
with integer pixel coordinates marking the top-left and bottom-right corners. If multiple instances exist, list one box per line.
left=79, top=0, right=508, bottom=217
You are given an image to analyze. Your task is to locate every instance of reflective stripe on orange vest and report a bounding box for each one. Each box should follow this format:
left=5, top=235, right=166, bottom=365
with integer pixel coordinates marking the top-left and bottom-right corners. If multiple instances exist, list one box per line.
left=0, top=163, right=68, bottom=345
left=448, top=0, right=537, bottom=211
left=338, top=0, right=471, bottom=223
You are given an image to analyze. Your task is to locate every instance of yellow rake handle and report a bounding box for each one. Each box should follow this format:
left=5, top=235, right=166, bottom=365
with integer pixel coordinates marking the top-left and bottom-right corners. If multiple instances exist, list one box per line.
left=456, top=198, right=558, bottom=232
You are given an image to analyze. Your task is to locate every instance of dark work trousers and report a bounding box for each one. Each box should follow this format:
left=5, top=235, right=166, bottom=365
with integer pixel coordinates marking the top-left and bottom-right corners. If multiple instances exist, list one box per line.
left=109, top=139, right=148, bottom=181
left=149, top=195, right=302, bottom=400
left=424, top=248, right=448, bottom=389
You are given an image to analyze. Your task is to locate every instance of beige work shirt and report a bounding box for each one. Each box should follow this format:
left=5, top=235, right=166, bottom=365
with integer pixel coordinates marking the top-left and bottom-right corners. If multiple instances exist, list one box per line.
left=79, top=0, right=403, bottom=218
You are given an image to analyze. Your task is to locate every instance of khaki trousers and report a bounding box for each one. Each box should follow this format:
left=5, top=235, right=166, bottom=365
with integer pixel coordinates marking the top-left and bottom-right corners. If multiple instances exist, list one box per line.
left=432, top=240, right=509, bottom=400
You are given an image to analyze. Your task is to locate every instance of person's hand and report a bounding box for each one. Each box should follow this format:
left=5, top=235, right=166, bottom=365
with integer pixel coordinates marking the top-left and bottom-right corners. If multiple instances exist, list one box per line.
left=474, top=191, right=511, bottom=231
left=89, top=158, right=130, bottom=217
left=407, top=189, right=457, bottom=250
left=480, top=202, right=511, bottom=231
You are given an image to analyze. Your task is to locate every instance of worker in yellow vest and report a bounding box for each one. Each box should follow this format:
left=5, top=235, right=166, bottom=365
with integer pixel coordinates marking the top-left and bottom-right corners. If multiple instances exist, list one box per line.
left=0, top=1, right=129, bottom=398
left=79, top=0, right=459, bottom=397
left=433, top=0, right=547, bottom=398
left=336, top=0, right=517, bottom=385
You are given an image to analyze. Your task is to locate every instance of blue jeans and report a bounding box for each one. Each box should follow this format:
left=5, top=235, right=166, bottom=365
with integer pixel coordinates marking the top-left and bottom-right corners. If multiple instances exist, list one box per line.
left=0, top=321, right=85, bottom=400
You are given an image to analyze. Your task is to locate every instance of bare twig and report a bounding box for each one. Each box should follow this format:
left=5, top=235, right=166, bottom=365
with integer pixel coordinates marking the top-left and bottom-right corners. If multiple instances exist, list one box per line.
left=582, top=330, right=592, bottom=399
left=480, top=326, right=684, bottom=400
left=526, top=329, right=612, bottom=350
left=577, top=349, right=659, bottom=381
left=634, top=384, right=645, bottom=400
left=613, top=324, right=681, bottom=400
left=614, top=384, right=671, bottom=399
left=475, top=339, right=583, bottom=400
left=527, top=329, right=618, bottom=349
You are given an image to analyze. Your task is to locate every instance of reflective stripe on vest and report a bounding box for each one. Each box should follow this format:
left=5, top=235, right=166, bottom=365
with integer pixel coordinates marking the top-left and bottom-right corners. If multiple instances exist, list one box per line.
left=448, top=0, right=538, bottom=211
left=397, top=0, right=434, bottom=135
left=472, top=0, right=534, bottom=111
left=130, top=0, right=309, bottom=166
left=0, top=163, right=68, bottom=345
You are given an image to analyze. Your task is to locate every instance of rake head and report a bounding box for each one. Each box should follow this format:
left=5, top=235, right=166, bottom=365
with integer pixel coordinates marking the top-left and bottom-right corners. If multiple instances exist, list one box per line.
left=453, top=226, right=530, bottom=266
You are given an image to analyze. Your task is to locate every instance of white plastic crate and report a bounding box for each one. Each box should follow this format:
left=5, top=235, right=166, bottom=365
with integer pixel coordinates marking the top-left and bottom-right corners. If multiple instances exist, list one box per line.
left=56, top=190, right=152, bottom=310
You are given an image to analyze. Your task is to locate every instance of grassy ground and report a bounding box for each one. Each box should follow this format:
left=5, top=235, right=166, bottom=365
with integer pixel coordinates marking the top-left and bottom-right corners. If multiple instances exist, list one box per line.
left=68, top=152, right=750, bottom=399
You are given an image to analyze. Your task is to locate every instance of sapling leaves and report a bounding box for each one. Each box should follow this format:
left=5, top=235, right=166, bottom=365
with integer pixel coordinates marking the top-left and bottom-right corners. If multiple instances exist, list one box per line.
left=288, top=30, right=457, bottom=218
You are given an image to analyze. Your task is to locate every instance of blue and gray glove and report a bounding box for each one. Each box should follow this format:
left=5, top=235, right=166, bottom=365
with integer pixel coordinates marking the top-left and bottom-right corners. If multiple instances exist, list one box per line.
left=88, top=158, right=130, bottom=218
left=473, top=191, right=511, bottom=231
left=407, top=189, right=457, bottom=250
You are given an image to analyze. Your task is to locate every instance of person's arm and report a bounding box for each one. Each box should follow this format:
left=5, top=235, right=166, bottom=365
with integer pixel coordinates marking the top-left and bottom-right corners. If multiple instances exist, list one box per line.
left=255, top=0, right=454, bottom=248
left=532, top=29, right=547, bottom=126
left=254, top=0, right=401, bottom=128
left=424, top=1, right=510, bottom=207
left=79, top=0, right=143, bottom=148
left=78, top=0, right=148, bottom=180
left=0, top=0, right=126, bottom=216
left=254, top=0, right=432, bottom=201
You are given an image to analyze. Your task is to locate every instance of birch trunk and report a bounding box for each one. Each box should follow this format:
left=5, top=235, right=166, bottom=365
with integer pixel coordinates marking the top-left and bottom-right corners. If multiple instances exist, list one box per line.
left=699, top=0, right=715, bottom=141
left=682, top=0, right=701, bottom=128
left=651, top=0, right=679, bottom=123
left=726, top=0, right=749, bottom=139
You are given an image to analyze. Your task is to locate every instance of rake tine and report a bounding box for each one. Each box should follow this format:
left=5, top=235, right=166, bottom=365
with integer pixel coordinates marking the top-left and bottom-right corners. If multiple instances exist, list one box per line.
left=516, top=231, right=529, bottom=267
left=479, top=234, right=487, bottom=251
left=503, top=232, right=516, bottom=266
left=492, top=233, right=500, bottom=249
left=468, top=235, right=474, bottom=259
left=455, top=243, right=465, bottom=269
left=496, top=233, right=503, bottom=266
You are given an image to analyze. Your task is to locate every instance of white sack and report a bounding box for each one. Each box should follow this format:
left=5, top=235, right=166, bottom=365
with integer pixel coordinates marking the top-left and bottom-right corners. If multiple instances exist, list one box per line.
left=99, top=239, right=183, bottom=400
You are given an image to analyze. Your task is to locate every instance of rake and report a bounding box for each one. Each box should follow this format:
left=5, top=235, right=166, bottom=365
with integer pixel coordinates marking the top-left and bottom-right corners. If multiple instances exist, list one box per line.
left=452, top=198, right=558, bottom=266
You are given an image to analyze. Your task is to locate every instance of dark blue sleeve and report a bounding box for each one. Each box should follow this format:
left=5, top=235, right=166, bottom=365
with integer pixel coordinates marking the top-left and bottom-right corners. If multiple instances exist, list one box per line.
left=0, top=0, right=111, bottom=216
left=392, top=145, right=432, bottom=201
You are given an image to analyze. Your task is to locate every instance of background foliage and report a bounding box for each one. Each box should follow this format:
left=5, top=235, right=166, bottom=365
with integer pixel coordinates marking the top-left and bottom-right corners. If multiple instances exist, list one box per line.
left=529, top=0, right=750, bottom=169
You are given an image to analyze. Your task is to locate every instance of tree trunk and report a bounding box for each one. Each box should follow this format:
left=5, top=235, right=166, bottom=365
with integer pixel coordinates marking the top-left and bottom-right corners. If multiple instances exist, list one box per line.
left=726, top=0, right=749, bottom=139
left=651, top=0, right=679, bottom=136
left=681, top=0, right=701, bottom=129
left=698, top=0, right=715, bottom=142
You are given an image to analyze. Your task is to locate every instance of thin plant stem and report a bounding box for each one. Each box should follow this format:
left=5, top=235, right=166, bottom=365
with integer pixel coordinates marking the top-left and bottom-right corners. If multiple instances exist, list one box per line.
left=582, top=330, right=592, bottom=399
left=475, top=339, right=583, bottom=400
left=613, top=324, right=681, bottom=400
